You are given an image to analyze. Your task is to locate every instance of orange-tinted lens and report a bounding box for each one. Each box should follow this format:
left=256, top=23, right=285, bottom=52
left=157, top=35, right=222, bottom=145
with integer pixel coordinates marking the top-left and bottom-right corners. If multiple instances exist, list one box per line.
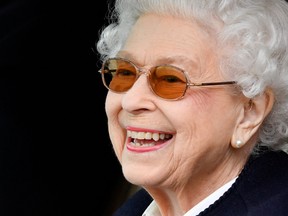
left=101, top=59, right=188, bottom=99
left=149, top=66, right=187, bottom=99
left=102, top=59, right=137, bottom=92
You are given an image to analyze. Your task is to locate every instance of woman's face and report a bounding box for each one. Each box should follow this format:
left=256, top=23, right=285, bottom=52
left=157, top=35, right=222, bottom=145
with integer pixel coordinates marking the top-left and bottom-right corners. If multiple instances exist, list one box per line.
left=105, top=14, right=243, bottom=188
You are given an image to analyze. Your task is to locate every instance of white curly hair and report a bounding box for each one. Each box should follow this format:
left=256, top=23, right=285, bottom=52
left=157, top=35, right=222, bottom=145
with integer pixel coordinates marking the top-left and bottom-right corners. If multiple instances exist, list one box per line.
left=96, top=0, right=288, bottom=153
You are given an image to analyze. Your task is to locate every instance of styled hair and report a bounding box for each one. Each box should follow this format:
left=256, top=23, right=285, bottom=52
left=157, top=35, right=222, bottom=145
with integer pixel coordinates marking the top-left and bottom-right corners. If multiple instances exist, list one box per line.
left=97, top=0, right=288, bottom=153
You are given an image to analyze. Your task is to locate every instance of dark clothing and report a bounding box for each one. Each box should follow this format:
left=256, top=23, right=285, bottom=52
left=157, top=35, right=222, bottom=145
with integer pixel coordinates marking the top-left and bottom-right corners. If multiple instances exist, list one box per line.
left=113, top=189, right=153, bottom=216
left=113, top=150, right=288, bottom=216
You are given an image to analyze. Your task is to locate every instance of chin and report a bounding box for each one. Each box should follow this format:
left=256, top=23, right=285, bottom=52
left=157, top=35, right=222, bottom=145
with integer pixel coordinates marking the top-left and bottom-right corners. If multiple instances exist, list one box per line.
left=122, top=165, right=148, bottom=184
left=123, top=170, right=145, bottom=185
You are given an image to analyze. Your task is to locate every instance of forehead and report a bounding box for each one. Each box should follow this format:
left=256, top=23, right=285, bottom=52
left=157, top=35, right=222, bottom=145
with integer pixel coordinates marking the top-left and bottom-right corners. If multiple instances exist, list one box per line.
left=120, top=13, right=219, bottom=76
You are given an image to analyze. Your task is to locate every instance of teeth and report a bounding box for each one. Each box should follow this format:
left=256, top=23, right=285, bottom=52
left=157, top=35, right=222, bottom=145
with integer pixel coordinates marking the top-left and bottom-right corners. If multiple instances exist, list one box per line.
left=152, top=133, right=159, bottom=141
left=145, top=132, right=152, bottom=139
left=127, top=130, right=172, bottom=141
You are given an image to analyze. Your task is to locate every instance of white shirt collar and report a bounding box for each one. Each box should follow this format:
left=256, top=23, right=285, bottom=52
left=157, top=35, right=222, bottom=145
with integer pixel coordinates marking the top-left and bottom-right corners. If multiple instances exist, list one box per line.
left=142, top=177, right=237, bottom=216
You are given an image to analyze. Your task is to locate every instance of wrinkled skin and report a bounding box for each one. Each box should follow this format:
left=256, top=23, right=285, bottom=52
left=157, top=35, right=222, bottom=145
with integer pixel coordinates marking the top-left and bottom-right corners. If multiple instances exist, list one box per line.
left=105, top=14, right=272, bottom=215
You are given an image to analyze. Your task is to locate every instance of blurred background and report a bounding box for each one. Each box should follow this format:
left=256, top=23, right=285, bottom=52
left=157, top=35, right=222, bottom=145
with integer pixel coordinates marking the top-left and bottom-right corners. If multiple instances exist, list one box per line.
left=0, top=0, right=133, bottom=215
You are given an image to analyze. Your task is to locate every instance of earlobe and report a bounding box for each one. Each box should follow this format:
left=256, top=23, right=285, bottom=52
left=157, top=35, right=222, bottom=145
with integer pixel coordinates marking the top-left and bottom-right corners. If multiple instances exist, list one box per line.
left=231, top=89, right=274, bottom=149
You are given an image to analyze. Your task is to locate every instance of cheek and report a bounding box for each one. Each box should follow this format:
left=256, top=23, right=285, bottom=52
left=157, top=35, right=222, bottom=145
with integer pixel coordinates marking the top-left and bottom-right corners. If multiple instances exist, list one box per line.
left=105, top=92, right=124, bottom=124
left=107, top=123, right=124, bottom=162
left=170, top=91, right=239, bottom=143
left=105, top=92, right=118, bottom=117
left=105, top=93, right=125, bottom=161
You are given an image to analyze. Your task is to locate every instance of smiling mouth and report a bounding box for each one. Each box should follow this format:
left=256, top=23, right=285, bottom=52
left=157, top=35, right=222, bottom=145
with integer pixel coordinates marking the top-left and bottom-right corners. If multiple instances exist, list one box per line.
left=127, top=130, right=173, bottom=147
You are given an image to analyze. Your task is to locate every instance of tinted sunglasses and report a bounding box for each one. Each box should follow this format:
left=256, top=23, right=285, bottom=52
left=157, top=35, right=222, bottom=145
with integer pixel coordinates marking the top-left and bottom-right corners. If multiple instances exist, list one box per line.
left=99, top=57, right=236, bottom=100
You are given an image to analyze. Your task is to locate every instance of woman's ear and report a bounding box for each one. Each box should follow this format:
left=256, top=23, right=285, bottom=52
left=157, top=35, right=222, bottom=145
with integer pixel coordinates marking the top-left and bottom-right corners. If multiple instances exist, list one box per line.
left=231, top=89, right=274, bottom=149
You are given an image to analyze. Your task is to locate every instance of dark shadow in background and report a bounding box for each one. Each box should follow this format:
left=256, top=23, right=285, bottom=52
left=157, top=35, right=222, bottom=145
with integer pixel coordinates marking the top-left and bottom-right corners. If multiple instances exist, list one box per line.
left=0, top=0, right=131, bottom=215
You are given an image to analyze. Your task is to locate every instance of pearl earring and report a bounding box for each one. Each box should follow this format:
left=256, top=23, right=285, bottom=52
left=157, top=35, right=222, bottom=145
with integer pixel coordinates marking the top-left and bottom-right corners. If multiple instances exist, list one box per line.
left=236, top=140, right=242, bottom=148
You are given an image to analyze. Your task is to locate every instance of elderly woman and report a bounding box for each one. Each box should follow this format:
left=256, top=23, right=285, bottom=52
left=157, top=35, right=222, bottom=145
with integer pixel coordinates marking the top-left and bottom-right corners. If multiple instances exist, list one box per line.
left=96, top=0, right=288, bottom=215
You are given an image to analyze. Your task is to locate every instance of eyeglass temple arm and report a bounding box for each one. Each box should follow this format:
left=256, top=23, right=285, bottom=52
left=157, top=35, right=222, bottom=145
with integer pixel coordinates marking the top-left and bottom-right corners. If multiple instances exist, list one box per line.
left=188, top=81, right=236, bottom=86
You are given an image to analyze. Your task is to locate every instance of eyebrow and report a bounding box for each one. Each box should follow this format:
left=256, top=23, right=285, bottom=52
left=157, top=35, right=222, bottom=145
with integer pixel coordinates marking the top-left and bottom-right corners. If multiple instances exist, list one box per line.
left=116, top=50, right=199, bottom=70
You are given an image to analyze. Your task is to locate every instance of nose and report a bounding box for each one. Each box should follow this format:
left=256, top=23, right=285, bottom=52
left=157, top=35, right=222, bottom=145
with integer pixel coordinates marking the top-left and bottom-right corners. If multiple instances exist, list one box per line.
left=121, top=73, right=157, bottom=113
